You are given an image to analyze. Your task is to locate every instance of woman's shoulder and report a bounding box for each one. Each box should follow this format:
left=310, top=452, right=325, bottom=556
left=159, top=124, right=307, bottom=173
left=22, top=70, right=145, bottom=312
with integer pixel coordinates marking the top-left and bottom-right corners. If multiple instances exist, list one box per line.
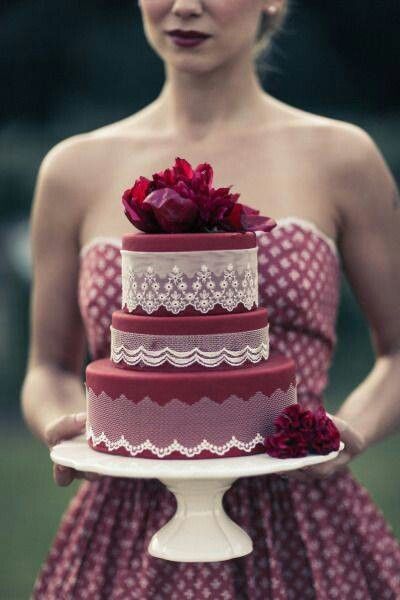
left=41, top=117, right=143, bottom=174
left=276, top=104, right=375, bottom=152
left=37, top=109, right=155, bottom=205
left=281, top=105, right=385, bottom=181
left=290, top=109, right=396, bottom=223
left=300, top=112, right=392, bottom=200
left=261, top=100, right=379, bottom=171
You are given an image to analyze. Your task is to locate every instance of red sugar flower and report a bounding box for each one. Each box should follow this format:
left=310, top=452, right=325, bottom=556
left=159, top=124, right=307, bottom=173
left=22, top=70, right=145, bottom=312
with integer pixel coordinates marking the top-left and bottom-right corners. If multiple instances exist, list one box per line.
left=264, top=431, right=309, bottom=459
left=122, top=157, right=276, bottom=234
left=310, top=406, right=341, bottom=454
left=264, top=404, right=341, bottom=459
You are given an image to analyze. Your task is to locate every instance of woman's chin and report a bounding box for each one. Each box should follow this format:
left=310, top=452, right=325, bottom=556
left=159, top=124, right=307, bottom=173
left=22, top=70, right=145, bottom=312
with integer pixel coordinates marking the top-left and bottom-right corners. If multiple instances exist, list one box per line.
left=165, top=53, right=223, bottom=75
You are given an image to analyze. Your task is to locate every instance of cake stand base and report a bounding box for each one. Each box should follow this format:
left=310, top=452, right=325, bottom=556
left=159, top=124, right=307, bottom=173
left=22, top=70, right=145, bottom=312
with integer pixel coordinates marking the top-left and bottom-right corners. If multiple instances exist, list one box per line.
left=51, top=436, right=344, bottom=562
left=150, top=478, right=252, bottom=562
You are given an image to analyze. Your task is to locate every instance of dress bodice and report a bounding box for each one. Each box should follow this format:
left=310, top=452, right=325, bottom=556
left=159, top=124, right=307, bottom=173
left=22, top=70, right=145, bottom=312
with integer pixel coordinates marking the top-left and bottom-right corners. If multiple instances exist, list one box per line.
left=78, top=218, right=340, bottom=409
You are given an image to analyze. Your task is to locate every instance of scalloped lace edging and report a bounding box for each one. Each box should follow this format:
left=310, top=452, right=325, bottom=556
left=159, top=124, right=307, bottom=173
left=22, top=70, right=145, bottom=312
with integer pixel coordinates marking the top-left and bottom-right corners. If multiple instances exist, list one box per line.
left=110, top=325, right=270, bottom=368
left=87, top=427, right=265, bottom=458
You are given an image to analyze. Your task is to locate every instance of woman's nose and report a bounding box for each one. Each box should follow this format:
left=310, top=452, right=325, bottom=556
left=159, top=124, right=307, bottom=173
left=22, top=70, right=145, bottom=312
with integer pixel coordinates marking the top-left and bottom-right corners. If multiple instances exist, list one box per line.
left=171, top=0, right=203, bottom=18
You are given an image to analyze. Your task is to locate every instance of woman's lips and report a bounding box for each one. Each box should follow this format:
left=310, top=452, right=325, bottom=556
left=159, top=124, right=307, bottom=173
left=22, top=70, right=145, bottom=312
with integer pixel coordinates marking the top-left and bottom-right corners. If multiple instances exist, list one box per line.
left=167, top=31, right=211, bottom=48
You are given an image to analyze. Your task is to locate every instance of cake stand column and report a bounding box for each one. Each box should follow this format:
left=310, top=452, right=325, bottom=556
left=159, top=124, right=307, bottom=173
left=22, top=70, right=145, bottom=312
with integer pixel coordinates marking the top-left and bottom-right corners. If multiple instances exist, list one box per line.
left=148, top=477, right=253, bottom=562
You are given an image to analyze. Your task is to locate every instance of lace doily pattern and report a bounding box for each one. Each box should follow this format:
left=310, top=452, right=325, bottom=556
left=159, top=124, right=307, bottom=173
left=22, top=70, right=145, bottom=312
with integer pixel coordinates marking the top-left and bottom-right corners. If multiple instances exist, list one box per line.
left=86, top=384, right=297, bottom=459
left=121, top=248, right=258, bottom=315
left=110, top=325, right=269, bottom=368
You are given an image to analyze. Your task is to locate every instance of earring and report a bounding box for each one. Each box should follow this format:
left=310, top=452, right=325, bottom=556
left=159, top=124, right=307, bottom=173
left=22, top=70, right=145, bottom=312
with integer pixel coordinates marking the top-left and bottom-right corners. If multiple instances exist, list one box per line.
left=268, top=5, right=278, bottom=14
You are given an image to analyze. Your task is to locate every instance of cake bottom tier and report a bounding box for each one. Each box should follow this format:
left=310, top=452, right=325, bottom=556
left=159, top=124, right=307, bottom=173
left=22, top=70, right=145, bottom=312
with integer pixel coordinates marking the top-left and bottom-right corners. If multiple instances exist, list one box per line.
left=86, top=355, right=297, bottom=460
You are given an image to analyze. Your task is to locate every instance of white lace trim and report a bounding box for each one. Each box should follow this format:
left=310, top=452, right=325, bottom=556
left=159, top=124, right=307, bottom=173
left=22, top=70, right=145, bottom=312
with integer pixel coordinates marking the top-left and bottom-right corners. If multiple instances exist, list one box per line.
left=122, top=256, right=258, bottom=315
left=121, top=247, right=257, bottom=276
left=110, top=325, right=269, bottom=368
left=87, top=427, right=265, bottom=458
left=86, top=384, right=297, bottom=458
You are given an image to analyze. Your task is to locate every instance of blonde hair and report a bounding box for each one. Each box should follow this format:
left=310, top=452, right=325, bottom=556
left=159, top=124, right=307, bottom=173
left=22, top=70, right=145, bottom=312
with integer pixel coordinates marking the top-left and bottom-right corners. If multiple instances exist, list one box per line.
left=253, top=2, right=290, bottom=74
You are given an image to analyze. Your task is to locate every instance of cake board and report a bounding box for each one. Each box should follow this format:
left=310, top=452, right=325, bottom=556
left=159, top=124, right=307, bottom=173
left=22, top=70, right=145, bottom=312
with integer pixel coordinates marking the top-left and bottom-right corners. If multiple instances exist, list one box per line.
left=51, top=436, right=344, bottom=563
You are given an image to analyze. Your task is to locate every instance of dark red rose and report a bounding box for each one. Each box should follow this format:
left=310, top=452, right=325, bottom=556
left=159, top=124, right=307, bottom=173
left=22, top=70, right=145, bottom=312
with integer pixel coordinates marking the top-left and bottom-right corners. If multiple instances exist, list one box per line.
left=152, top=158, right=211, bottom=192
left=264, top=431, right=309, bottom=458
left=309, top=406, right=341, bottom=454
left=131, top=176, right=152, bottom=202
left=275, top=404, right=302, bottom=431
left=264, top=404, right=341, bottom=459
left=220, top=202, right=277, bottom=233
left=122, top=186, right=160, bottom=233
left=240, top=206, right=277, bottom=233
left=274, top=404, right=316, bottom=441
left=121, top=156, right=276, bottom=234
left=143, top=189, right=200, bottom=233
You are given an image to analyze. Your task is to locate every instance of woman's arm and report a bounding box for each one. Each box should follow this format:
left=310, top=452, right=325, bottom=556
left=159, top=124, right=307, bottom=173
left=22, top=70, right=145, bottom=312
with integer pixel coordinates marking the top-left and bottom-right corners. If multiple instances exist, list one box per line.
left=287, top=125, right=400, bottom=481
left=21, top=137, right=96, bottom=484
left=333, top=127, right=400, bottom=448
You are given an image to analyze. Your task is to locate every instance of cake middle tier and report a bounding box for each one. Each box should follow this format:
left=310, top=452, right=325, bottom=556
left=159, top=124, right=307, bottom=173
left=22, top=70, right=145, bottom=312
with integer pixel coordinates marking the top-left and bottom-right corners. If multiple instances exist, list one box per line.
left=111, top=308, right=269, bottom=370
left=86, top=355, right=297, bottom=460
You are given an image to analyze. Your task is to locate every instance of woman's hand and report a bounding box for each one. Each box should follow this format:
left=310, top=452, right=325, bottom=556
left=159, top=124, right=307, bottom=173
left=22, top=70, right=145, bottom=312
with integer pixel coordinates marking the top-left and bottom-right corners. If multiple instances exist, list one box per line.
left=45, top=412, right=101, bottom=486
left=278, top=414, right=367, bottom=483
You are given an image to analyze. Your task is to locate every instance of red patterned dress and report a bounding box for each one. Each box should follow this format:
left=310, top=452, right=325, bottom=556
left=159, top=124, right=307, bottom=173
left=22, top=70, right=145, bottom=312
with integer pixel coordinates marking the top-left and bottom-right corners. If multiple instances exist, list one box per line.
left=34, top=217, right=400, bottom=599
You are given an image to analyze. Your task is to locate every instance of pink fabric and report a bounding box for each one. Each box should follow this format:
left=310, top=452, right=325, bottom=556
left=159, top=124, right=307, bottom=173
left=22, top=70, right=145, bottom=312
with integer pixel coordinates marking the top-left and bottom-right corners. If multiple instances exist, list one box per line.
left=34, top=222, right=400, bottom=599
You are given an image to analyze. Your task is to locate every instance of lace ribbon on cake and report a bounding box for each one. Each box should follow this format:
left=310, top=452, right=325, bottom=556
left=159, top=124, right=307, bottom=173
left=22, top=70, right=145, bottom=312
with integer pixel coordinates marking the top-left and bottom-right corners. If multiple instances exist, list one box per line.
left=121, top=248, right=258, bottom=314
left=110, top=325, right=270, bottom=368
left=86, top=384, right=297, bottom=458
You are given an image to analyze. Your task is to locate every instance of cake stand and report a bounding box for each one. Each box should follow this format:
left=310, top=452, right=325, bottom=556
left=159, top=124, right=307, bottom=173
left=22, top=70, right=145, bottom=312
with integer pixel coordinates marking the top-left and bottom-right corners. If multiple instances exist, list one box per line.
left=51, top=436, right=344, bottom=563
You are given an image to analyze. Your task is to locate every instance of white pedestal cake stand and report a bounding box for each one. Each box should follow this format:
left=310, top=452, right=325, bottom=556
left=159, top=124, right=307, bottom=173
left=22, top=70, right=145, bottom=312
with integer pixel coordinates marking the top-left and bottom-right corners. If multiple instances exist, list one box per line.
left=51, top=436, right=344, bottom=563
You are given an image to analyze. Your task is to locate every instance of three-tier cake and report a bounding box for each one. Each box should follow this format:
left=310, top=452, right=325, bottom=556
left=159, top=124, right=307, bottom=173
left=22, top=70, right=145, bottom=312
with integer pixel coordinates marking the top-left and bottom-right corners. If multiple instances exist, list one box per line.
left=85, top=230, right=298, bottom=459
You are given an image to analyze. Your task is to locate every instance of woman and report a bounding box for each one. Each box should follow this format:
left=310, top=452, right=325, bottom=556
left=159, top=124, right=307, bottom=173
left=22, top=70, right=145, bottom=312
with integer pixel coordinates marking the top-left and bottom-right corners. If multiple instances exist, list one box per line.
left=23, top=1, right=400, bottom=598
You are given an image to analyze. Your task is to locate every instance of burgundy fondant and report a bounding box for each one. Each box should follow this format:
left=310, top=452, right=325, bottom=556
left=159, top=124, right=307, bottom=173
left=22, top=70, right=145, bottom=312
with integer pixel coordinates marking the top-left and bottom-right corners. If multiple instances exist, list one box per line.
left=122, top=231, right=256, bottom=252
left=112, top=307, right=268, bottom=335
left=86, top=355, right=295, bottom=407
left=86, top=354, right=296, bottom=460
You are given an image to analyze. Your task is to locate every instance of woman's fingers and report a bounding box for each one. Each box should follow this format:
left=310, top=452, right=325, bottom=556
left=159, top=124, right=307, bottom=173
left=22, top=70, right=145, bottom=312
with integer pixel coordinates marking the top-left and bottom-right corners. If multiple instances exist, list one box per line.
left=45, top=412, right=87, bottom=447
left=47, top=412, right=90, bottom=486
left=278, top=450, right=351, bottom=482
left=53, top=464, right=101, bottom=486
left=53, top=463, right=76, bottom=486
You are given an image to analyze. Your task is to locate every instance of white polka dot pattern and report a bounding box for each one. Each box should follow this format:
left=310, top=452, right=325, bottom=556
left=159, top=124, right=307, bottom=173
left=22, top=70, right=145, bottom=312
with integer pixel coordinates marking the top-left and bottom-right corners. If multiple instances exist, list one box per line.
left=34, top=222, right=400, bottom=599
left=78, top=243, right=122, bottom=359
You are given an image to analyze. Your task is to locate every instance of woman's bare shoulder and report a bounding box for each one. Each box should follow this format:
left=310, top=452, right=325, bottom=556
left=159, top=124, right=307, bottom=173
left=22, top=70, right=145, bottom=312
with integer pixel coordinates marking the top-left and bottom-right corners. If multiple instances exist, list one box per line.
left=280, top=106, right=390, bottom=191
left=277, top=104, right=372, bottom=147
left=304, top=116, right=397, bottom=214
left=41, top=119, right=144, bottom=178
left=37, top=108, right=155, bottom=207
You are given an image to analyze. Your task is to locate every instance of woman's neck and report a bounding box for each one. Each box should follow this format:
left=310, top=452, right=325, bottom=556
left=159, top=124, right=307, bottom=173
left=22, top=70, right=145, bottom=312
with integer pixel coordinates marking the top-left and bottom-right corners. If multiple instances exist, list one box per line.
left=156, top=55, right=269, bottom=140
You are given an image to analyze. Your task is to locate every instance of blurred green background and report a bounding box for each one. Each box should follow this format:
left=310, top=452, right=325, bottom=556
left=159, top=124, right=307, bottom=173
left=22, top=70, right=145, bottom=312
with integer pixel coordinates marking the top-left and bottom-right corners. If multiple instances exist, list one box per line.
left=1, top=1, right=399, bottom=597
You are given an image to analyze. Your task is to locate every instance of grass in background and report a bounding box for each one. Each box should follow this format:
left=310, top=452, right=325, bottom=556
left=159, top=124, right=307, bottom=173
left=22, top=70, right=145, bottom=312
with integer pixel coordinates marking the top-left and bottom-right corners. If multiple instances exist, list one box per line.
left=1, top=422, right=399, bottom=599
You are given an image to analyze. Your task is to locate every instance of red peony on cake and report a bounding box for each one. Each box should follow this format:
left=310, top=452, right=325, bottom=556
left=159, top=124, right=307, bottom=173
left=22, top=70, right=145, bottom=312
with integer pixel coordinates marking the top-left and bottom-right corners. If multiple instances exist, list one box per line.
left=85, top=157, right=303, bottom=459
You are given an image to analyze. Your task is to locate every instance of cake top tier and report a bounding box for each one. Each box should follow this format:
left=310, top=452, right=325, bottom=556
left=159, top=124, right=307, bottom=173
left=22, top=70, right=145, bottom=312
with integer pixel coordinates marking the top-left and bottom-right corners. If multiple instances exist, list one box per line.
left=122, top=231, right=256, bottom=252
left=121, top=231, right=259, bottom=316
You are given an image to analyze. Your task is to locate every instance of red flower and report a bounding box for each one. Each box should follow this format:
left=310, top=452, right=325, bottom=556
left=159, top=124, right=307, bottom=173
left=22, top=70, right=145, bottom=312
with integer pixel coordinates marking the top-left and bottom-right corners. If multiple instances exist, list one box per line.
left=121, top=157, right=276, bottom=234
left=122, top=185, right=159, bottom=233
left=264, top=431, right=309, bottom=458
left=309, top=406, right=341, bottom=454
left=275, top=404, right=316, bottom=443
left=221, top=203, right=276, bottom=233
left=264, top=404, right=341, bottom=459
left=143, top=189, right=200, bottom=233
